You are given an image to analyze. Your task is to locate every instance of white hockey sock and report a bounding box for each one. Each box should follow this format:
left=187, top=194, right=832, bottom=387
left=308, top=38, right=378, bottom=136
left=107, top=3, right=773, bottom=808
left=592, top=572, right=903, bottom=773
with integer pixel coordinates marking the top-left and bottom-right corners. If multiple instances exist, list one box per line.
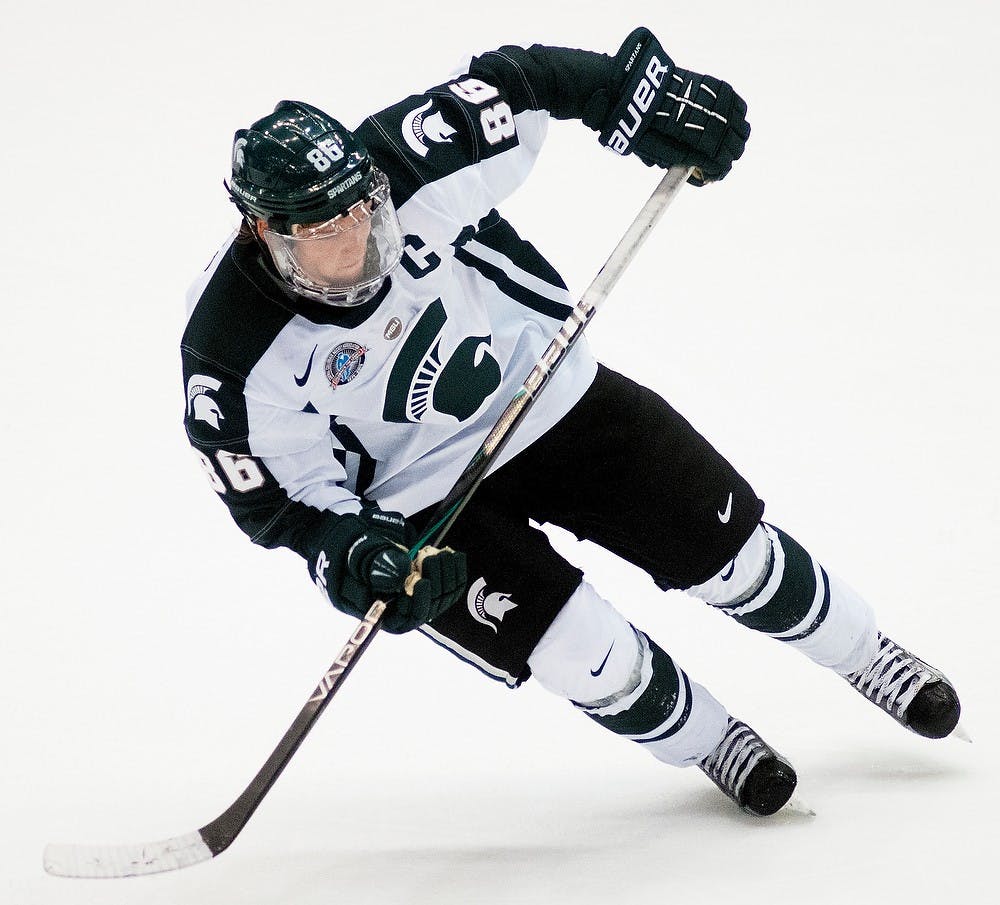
left=687, top=523, right=878, bottom=675
left=787, top=570, right=878, bottom=675
left=528, top=581, right=728, bottom=767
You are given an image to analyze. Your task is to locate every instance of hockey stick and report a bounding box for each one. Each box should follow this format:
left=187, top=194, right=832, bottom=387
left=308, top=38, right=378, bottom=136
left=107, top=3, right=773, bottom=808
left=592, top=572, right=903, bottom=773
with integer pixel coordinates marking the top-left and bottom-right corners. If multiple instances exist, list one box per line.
left=43, top=164, right=693, bottom=879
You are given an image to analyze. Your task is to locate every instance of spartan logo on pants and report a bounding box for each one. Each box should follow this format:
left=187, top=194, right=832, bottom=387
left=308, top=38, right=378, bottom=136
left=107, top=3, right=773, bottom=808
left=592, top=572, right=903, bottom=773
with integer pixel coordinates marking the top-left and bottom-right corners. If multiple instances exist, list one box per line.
left=467, top=578, right=517, bottom=633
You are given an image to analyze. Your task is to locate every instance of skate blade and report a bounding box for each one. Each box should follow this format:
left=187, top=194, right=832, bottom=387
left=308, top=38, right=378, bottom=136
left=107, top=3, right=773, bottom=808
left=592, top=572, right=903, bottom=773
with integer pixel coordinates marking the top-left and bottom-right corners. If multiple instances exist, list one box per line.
left=951, top=722, right=973, bottom=744
left=784, top=794, right=816, bottom=817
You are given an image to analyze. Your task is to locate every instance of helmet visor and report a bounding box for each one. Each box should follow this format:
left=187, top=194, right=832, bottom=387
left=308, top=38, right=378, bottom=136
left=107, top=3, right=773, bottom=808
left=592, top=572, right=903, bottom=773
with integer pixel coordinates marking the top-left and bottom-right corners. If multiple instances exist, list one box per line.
left=260, top=170, right=403, bottom=306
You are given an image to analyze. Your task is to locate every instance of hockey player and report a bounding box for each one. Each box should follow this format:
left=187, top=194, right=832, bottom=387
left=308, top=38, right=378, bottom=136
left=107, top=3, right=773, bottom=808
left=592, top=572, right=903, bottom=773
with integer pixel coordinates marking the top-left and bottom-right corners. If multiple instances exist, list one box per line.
left=183, top=27, right=961, bottom=817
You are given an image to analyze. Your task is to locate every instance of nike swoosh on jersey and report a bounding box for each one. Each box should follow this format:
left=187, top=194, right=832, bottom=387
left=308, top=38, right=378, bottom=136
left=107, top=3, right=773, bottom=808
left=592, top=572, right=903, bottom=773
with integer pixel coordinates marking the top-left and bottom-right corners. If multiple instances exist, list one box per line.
left=591, top=642, right=615, bottom=677
left=718, top=492, right=733, bottom=524
left=721, top=560, right=735, bottom=581
left=294, top=345, right=319, bottom=387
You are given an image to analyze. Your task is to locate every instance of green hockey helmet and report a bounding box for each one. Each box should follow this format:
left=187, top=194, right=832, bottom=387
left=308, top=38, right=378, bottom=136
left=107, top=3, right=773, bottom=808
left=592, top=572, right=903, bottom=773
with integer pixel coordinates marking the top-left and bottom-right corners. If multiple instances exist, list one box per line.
left=227, top=100, right=403, bottom=306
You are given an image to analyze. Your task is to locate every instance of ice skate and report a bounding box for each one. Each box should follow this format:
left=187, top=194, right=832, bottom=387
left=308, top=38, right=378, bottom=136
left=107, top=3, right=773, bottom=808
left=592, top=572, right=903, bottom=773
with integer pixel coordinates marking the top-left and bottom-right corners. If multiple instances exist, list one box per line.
left=699, top=718, right=797, bottom=816
left=844, top=633, right=960, bottom=739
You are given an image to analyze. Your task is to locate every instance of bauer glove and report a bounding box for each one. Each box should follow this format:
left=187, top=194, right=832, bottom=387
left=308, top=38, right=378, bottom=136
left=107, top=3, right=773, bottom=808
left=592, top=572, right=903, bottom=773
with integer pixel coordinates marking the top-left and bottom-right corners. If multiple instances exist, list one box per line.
left=312, top=508, right=467, bottom=633
left=583, top=26, right=750, bottom=184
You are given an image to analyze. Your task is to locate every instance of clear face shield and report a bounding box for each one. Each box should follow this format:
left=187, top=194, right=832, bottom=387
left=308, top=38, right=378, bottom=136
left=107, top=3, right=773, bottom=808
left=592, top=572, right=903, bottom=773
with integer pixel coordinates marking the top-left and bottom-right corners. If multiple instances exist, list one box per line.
left=260, top=169, right=404, bottom=307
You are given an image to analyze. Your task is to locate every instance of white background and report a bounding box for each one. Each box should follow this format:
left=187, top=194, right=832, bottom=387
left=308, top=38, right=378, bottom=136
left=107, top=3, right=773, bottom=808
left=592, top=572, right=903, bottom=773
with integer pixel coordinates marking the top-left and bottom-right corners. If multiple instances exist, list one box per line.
left=3, top=1, right=998, bottom=902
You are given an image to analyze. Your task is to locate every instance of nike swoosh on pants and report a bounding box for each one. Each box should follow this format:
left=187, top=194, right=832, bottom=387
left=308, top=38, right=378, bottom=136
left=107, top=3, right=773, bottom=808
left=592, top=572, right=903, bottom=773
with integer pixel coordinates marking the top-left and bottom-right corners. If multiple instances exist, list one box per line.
left=718, top=492, right=733, bottom=524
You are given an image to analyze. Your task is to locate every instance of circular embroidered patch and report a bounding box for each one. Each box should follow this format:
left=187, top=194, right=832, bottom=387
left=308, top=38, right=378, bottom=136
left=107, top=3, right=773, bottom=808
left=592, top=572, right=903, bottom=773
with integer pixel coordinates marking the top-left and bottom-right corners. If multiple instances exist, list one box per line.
left=325, top=342, right=368, bottom=388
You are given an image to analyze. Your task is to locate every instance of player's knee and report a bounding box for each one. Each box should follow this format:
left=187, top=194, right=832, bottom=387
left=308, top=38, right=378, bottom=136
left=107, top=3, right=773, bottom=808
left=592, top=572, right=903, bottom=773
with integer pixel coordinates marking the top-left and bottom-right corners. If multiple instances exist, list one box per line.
left=527, top=581, right=640, bottom=704
left=685, top=522, right=771, bottom=606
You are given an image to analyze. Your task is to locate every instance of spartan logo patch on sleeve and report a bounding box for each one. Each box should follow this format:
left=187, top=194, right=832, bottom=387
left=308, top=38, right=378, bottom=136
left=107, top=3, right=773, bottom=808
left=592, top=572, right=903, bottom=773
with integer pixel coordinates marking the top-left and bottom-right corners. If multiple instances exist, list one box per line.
left=186, top=374, right=225, bottom=430
left=402, top=100, right=458, bottom=158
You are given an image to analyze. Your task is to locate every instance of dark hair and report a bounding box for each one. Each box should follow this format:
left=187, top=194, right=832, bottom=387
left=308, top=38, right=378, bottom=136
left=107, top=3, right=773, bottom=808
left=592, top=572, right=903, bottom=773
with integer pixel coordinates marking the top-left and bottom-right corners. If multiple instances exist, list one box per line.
left=236, top=220, right=257, bottom=245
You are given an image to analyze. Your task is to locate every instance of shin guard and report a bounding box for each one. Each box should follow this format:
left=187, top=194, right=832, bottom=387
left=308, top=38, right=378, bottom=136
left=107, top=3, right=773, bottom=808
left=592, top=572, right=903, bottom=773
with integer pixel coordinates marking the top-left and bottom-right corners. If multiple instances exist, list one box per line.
left=528, top=582, right=728, bottom=766
left=687, top=523, right=878, bottom=675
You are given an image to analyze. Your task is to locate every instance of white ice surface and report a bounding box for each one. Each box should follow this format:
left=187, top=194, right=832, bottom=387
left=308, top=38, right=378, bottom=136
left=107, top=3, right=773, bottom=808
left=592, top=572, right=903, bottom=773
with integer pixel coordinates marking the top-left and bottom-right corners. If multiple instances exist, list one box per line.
left=3, top=2, right=998, bottom=903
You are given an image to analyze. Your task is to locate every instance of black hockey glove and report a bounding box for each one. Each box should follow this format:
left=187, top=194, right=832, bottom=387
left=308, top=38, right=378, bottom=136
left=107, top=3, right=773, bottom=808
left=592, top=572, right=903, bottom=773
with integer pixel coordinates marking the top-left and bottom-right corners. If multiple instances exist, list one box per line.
left=312, top=509, right=467, bottom=634
left=583, top=27, right=750, bottom=184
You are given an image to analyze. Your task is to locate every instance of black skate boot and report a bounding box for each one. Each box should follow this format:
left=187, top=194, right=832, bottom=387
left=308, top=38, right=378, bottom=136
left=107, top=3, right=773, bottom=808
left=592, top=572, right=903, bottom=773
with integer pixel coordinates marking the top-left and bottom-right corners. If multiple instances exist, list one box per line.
left=844, top=633, right=960, bottom=739
left=699, top=718, right=797, bottom=816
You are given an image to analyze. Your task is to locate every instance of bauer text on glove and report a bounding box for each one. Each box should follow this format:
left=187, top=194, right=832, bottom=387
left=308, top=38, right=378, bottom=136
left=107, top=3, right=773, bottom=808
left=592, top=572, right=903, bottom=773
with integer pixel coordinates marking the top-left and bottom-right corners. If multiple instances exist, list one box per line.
left=584, top=26, right=750, bottom=184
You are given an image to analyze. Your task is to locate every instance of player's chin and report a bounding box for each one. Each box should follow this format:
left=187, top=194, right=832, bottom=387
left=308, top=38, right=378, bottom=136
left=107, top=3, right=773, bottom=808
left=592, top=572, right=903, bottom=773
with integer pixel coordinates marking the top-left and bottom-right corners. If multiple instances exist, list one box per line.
left=308, top=264, right=365, bottom=287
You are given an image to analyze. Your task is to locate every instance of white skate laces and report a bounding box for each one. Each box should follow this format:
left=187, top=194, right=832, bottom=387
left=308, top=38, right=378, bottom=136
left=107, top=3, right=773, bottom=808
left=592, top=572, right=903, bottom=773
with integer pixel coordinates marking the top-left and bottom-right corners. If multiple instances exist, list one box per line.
left=843, top=633, right=960, bottom=738
left=845, top=634, right=927, bottom=717
left=699, top=718, right=796, bottom=816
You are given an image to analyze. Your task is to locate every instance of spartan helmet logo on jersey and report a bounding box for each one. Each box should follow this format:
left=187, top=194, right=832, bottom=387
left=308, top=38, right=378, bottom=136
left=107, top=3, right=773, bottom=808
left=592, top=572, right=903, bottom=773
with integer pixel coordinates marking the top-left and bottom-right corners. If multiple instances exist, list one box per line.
left=226, top=100, right=404, bottom=308
left=186, top=374, right=225, bottom=430
left=467, top=578, right=517, bottom=633
left=402, top=100, right=458, bottom=158
left=424, top=112, right=457, bottom=144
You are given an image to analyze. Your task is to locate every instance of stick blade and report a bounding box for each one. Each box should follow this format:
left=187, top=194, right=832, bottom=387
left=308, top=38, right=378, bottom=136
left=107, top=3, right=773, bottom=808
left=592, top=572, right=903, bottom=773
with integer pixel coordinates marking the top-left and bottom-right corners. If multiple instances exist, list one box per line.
left=43, top=830, right=213, bottom=878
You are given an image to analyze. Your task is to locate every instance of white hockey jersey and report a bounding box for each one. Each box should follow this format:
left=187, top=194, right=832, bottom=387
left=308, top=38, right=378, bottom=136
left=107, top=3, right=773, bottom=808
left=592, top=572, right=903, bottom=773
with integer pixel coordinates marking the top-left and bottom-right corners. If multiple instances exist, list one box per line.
left=182, top=58, right=600, bottom=562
